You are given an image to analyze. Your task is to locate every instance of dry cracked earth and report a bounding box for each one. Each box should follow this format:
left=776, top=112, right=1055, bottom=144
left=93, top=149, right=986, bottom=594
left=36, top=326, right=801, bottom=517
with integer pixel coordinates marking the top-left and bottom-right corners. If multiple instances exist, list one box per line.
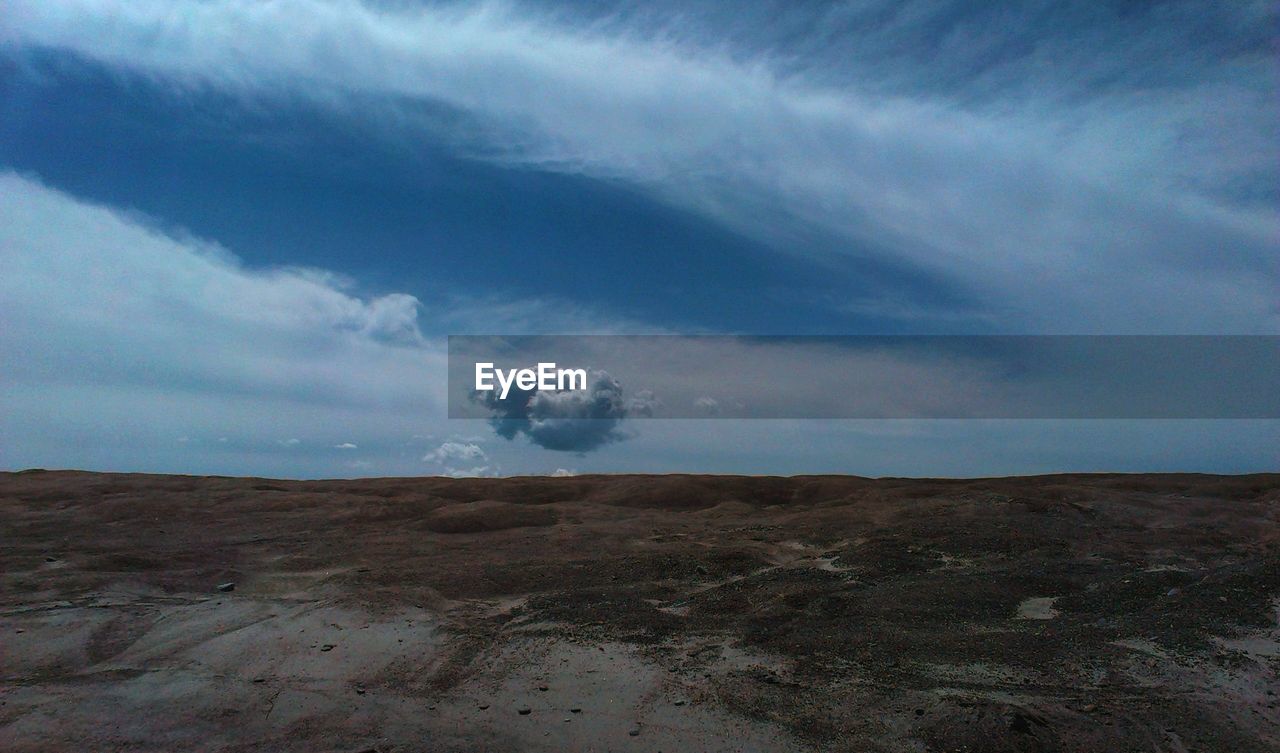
left=2, top=471, right=1278, bottom=752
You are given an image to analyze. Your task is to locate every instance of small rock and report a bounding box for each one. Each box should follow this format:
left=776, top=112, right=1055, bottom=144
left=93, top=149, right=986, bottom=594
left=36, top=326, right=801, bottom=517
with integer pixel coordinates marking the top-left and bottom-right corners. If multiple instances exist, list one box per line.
left=1082, top=704, right=1096, bottom=713
left=216, top=582, right=235, bottom=593
left=1166, top=588, right=1181, bottom=597
left=628, top=727, right=640, bottom=737
left=321, top=644, right=335, bottom=652
left=914, top=708, right=924, bottom=716
left=538, top=685, right=548, bottom=692
left=252, top=678, right=266, bottom=684
left=570, top=708, right=582, bottom=713
left=518, top=707, right=531, bottom=715
left=355, top=687, right=366, bottom=695
left=45, top=556, right=57, bottom=562
left=673, top=699, right=686, bottom=706
left=478, top=704, right=489, bottom=710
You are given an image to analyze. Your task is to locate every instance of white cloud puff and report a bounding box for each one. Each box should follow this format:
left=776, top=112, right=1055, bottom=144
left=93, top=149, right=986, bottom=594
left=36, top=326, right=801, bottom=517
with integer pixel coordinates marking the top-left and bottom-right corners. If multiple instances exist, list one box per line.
left=0, top=172, right=447, bottom=476
left=422, top=441, right=499, bottom=478
left=422, top=441, right=487, bottom=464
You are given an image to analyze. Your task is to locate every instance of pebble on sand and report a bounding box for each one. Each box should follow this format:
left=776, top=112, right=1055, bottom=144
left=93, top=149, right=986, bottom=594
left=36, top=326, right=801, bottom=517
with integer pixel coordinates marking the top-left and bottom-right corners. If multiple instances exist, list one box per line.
left=216, top=582, right=235, bottom=592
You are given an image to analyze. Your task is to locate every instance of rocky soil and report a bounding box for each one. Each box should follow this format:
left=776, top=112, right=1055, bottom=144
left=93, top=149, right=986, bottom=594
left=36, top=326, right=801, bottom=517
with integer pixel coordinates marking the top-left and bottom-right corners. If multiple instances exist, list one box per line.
left=2, top=470, right=1278, bottom=752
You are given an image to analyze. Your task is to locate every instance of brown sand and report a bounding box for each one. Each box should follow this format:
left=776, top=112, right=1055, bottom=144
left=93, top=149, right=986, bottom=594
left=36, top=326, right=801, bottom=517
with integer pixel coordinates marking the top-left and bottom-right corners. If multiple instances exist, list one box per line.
left=2, top=470, right=1278, bottom=752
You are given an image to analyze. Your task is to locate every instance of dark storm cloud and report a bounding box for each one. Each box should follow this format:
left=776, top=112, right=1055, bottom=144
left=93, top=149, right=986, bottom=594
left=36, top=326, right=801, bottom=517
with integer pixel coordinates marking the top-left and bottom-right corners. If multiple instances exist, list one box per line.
left=473, top=370, right=658, bottom=453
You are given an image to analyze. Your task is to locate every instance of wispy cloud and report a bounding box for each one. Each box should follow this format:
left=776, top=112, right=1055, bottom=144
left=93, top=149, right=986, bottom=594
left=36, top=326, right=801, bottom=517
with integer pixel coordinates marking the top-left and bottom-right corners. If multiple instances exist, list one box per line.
left=0, top=171, right=446, bottom=475
left=422, top=441, right=486, bottom=464
left=2, top=0, right=1275, bottom=331
left=422, top=440, right=495, bottom=477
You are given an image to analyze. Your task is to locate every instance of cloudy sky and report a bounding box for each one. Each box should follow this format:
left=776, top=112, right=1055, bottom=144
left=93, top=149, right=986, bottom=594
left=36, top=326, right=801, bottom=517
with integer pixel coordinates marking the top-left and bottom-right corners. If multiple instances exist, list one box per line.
left=1, top=0, right=1277, bottom=477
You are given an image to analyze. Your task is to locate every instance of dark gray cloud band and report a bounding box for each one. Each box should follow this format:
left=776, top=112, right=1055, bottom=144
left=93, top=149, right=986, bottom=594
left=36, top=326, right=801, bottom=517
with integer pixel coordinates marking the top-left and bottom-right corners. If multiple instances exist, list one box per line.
left=472, top=369, right=658, bottom=452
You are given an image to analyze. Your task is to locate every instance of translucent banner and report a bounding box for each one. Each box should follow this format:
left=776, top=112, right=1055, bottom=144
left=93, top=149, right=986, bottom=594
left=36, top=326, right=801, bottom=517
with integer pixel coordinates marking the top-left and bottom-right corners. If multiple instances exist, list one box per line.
left=448, top=336, right=1280, bottom=419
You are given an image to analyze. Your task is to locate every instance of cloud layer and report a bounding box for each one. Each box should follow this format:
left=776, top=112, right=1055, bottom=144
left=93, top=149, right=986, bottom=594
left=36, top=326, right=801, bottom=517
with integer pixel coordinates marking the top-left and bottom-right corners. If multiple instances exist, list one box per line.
left=0, top=171, right=448, bottom=475
left=3, top=173, right=1275, bottom=477
left=3, top=0, right=1276, bottom=332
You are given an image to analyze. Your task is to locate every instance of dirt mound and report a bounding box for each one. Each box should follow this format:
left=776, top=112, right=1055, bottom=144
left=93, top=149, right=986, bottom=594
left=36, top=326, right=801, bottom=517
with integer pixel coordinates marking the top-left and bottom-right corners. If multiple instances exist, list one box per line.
left=421, top=499, right=560, bottom=534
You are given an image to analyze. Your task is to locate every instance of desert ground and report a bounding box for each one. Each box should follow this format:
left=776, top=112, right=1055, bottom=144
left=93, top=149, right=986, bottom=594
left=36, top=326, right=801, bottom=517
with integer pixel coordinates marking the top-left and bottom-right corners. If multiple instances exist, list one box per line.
left=1, top=470, right=1277, bottom=752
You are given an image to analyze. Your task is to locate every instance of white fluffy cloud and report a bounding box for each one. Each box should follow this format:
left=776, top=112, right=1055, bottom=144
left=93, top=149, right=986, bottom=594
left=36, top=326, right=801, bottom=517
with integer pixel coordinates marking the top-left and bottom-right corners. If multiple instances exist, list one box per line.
left=2, top=0, right=1276, bottom=331
left=421, top=440, right=496, bottom=477
left=422, top=441, right=487, bottom=464
left=0, top=172, right=447, bottom=476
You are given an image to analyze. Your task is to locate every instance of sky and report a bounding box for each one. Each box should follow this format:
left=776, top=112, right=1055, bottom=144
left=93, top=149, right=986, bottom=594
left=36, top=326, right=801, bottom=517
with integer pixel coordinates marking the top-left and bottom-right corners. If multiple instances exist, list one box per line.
left=1, top=0, right=1277, bottom=478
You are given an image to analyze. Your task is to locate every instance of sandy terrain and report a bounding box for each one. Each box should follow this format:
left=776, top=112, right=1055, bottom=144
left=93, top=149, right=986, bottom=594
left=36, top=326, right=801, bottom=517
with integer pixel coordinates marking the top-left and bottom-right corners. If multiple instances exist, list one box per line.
left=2, top=470, right=1278, bottom=752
